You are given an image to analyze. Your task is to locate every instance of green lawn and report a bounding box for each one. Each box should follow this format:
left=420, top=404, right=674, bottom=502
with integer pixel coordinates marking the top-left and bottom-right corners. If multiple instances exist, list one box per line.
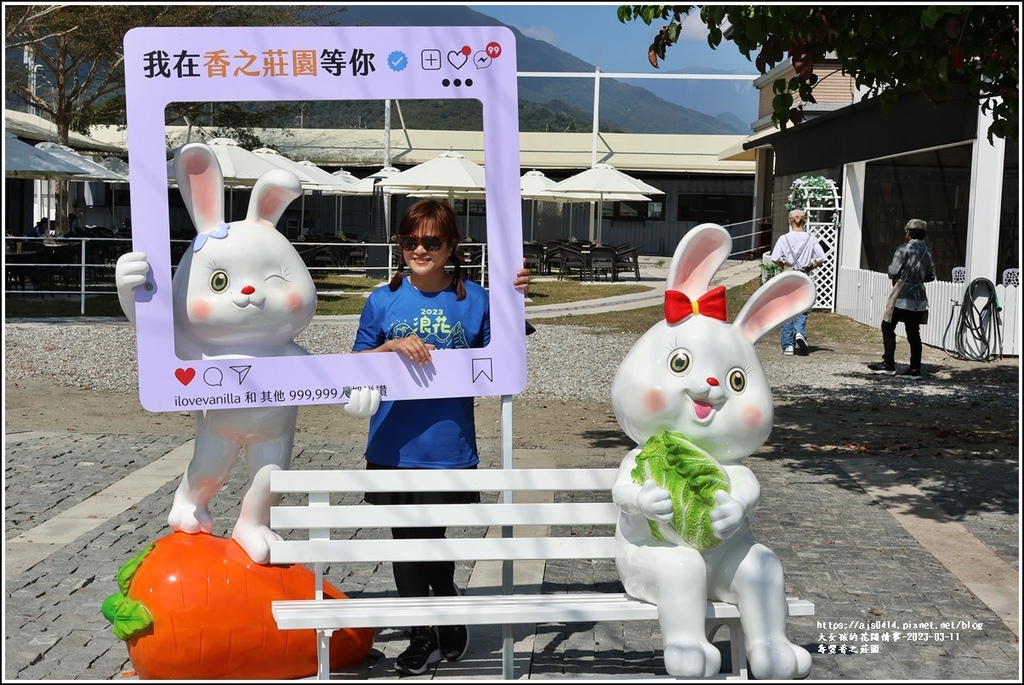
left=4, top=276, right=652, bottom=319
left=4, top=275, right=876, bottom=346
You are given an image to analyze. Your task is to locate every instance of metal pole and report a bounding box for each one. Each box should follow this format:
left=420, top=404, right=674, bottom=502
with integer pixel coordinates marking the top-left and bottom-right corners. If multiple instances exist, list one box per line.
left=591, top=68, right=600, bottom=168
left=384, top=99, right=391, bottom=167
left=500, top=394, right=514, bottom=679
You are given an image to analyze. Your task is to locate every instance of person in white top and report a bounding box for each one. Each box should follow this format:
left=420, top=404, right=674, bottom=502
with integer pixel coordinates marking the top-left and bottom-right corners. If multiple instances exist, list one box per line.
left=770, top=209, right=826, bottom=355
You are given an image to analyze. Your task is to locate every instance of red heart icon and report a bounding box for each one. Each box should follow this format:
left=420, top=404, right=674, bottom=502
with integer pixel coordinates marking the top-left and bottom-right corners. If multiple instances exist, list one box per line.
left=175, top=367, right=196, bottom=385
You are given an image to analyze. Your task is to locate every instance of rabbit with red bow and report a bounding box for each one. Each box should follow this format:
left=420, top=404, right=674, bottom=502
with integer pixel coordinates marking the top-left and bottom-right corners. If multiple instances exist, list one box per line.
left=611, top=223, right=814, bottom=679
left=115, top=143, right=377, bottom=564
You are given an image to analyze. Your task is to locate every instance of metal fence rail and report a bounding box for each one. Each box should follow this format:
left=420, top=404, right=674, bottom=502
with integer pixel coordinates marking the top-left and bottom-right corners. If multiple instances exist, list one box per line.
left=4, top=236, right=489, bottom=315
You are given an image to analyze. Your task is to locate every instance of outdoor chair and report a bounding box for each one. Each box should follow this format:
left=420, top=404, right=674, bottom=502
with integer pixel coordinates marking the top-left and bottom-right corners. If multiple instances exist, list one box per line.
left=543, top=240, right=568, bottom=274
left=556, top=244, right=591, bottom=281
left=588, top=245, right=617, bottom=281
left=342, top=243, right=367, bottom=268
left=523, top=242, right=545, bottom=273
left=614, top=244, right=643, bottom=282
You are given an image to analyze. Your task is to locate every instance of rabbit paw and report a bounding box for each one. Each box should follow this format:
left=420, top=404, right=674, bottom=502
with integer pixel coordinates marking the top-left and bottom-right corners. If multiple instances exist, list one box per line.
left=747, top=639, right=812, bottom=680
left=232, top=522, right=283, bottom=565
left=167, top=501, right=214, bottom=535
left=710, top=490, right=746, bottom=540
left=663, top=638, right=722, bottom=678
left=344, top=386, right=381, bottom=417
left=637, top=479, right=674, bottom=521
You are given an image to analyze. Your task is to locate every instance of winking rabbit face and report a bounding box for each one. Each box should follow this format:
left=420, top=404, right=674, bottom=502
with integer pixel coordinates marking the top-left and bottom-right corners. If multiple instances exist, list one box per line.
left=172, top=222, right=316, bottom=348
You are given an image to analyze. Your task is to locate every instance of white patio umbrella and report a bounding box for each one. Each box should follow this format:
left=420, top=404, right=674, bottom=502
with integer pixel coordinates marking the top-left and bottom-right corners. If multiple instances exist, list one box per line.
left=33, top=142, right=128, bottom=232
left=344, top=167, right=402, bottom=196
left=549, top=163, right=663, bottom=242
left=252, top=148, right=326, bottom=188
left=295, top=160, right=361, bottom=193
left=5, top=133, right=93, bottom=180
left=379, top=150, right=486, bottom=206
left=521, top=170, right=561, bottom=242
left=100, top=157, right=131, bottom=228
left=35, top=142, right=127, bottom=183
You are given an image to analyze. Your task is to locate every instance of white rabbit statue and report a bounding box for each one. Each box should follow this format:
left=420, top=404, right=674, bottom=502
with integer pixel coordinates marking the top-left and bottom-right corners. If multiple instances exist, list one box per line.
left=115, top=142, right=377, bottom=565
left=610, top=223, right=814, bottom=679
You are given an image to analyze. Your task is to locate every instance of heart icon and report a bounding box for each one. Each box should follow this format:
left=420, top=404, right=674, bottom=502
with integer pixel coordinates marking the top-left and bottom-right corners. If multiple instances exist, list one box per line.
left=447, top=50, right=468, bottom=69
left=175, top=367, right=196, bottom=386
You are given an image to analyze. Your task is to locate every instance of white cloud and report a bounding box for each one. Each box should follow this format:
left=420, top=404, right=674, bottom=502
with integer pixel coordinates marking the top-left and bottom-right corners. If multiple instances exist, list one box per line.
left=678, top=14, right=711, bottom=41
left=514, top=24, right=559, bottom=47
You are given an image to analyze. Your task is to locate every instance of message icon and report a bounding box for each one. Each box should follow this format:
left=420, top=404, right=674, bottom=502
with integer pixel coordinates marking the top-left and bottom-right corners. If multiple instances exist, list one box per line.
left=473, top=51, right=492, bottom=69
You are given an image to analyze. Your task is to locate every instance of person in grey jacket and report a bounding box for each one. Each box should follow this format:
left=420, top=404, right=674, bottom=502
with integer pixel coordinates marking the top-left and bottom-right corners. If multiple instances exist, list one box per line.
left=868, top=219, right=936, bottom=378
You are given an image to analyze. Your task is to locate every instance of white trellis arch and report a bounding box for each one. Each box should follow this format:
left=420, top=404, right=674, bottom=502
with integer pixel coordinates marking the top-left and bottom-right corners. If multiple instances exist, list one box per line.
left=788, top=176, right=841, bottom=311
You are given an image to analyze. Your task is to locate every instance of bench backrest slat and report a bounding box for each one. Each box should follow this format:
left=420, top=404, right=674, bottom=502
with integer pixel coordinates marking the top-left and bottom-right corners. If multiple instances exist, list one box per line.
left=270, top=536, right=618, bottom=565
left=271, top=468, right=619, bottom=494
left=271, top=502, right=618, bottom=529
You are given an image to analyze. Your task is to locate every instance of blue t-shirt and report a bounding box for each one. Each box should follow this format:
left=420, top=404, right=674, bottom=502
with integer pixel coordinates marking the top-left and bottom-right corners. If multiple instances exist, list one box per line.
left=353, top=277, right=490, bottom=468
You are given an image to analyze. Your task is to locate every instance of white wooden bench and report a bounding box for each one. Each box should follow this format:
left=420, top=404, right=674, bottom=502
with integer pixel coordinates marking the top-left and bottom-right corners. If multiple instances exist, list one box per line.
left=269, top=467, right=814, bottom=680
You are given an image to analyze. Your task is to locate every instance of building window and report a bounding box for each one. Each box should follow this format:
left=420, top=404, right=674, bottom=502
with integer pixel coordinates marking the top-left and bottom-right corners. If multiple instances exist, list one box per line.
left=676, top=194, right=751, bottom=226
left=600, top=200, right=665, bottom=221
left=860, top=144, right=972, bottom=280
left=452, top=198, right=487, bottom=217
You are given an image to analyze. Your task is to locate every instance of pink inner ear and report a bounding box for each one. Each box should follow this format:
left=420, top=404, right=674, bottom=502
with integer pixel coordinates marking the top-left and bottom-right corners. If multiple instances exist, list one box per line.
left=259, top=186, right=291, bottom=222
left=183, top=154, right=218, bottom=232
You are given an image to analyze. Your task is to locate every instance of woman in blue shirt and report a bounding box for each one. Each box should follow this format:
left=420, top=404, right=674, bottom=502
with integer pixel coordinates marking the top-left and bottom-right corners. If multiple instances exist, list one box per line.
left=352, top=198, right=527, bottom=675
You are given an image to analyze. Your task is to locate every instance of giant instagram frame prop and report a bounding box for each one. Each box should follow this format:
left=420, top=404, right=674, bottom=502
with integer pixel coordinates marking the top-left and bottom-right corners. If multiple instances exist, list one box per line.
left=124, top=26, right=525, bottom=412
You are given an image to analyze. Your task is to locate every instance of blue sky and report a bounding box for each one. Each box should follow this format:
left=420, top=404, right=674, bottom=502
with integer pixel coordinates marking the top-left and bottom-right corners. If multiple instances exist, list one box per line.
left=466, top=3, right=759, bottom=75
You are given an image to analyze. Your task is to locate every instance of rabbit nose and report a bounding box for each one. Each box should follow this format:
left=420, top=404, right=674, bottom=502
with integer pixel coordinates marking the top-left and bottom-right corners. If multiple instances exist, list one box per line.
left=707, top=377, right=719, bottom=386
left=241, top=285, right=255, bottom=295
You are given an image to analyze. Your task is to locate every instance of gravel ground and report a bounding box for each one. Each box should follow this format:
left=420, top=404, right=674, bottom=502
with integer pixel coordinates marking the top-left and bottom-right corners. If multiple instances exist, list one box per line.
left=4, top=317, right=1018, bottom=412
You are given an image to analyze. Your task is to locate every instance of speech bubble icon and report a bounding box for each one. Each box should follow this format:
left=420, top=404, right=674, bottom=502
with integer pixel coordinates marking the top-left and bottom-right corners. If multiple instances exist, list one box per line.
left=473, top=50, right=492, bottom=69
left=203, top=367, right=224, bottom=387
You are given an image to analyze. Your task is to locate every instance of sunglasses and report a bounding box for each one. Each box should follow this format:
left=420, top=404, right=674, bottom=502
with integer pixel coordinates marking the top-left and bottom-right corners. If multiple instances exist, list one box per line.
left=397, top=235, right=447, bottom=251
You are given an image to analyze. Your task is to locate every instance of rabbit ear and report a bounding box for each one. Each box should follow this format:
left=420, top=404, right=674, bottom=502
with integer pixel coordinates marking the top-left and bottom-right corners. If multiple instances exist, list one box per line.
left=173, top=143, right=224, bottom=235
left=666, top=223, right=732, bottom=296
left=246, top=169, right=302, bottom=228
left=733, top=271, right=817, bottom=344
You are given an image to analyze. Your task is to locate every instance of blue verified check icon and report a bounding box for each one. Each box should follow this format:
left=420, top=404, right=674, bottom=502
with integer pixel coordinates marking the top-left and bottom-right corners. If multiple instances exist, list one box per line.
left=387, top=51, right=408, bottom=72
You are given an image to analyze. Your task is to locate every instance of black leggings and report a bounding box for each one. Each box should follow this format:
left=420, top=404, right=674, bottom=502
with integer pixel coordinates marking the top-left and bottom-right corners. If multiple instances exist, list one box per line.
left=365, top=461, right=479, bottom=598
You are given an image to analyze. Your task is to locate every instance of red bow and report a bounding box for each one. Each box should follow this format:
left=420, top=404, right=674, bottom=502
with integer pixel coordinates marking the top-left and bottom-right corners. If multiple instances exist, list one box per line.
left=664, top=286, right=727, bottom=324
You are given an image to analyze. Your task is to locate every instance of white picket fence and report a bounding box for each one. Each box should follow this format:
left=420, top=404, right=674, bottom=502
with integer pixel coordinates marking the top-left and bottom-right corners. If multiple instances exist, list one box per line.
left=835, top=267, right=1020, bottom=357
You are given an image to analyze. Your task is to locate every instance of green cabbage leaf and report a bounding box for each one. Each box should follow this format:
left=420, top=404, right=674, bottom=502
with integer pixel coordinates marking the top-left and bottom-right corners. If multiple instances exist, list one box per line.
left=631, top=431, right=730, bottom=551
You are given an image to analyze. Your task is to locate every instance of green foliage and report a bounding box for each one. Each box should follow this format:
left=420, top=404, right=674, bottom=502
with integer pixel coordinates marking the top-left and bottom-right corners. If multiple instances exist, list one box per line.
left=785, top=175, right=841, bottom=228
left=618, top=5, right=1019, bottom=143
left=759, top=260, right=783, bottom=284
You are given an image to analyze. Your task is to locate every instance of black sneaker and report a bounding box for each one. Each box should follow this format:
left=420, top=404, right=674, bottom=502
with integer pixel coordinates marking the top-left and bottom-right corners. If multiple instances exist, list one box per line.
left=438, top=624, right=470, bottom=661
left=437, top=584, right=470, bottom=661
left=395, top=626, right=441, bottom=676
left=867, top=361, right=895, bottom=375
left=897, top=368, right=922, bottom=380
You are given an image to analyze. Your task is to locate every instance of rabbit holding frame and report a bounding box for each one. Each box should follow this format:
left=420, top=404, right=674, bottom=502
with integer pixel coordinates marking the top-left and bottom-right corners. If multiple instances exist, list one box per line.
left=610, top=223, right=814, bottom=679
left=115, top=143, right=377, bottom=564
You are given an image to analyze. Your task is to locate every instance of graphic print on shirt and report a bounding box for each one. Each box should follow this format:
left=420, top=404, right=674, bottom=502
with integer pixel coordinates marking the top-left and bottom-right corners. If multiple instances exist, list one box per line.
left=389, top=307, right=471, bottom=350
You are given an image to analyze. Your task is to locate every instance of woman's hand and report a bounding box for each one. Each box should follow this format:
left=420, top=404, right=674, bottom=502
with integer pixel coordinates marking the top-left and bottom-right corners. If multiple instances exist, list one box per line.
left=385, top=336, right=435, bottom=366
left=515, top=263, right=531, bottom=295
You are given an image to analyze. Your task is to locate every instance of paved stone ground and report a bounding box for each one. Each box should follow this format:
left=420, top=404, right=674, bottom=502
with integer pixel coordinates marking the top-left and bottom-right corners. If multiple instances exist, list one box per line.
left=4, top=427, right=1019, bottom=681
left=3, top=259, right=1018, bottom=680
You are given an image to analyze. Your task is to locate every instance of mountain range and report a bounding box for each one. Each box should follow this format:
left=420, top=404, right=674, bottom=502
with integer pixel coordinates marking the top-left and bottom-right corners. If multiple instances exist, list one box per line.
left=328, top=5, right=755, bottom=135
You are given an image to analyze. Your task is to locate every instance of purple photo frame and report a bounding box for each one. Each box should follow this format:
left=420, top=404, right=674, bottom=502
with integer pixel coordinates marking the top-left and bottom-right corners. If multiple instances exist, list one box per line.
left=123, top=26, right=526, bottom=412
